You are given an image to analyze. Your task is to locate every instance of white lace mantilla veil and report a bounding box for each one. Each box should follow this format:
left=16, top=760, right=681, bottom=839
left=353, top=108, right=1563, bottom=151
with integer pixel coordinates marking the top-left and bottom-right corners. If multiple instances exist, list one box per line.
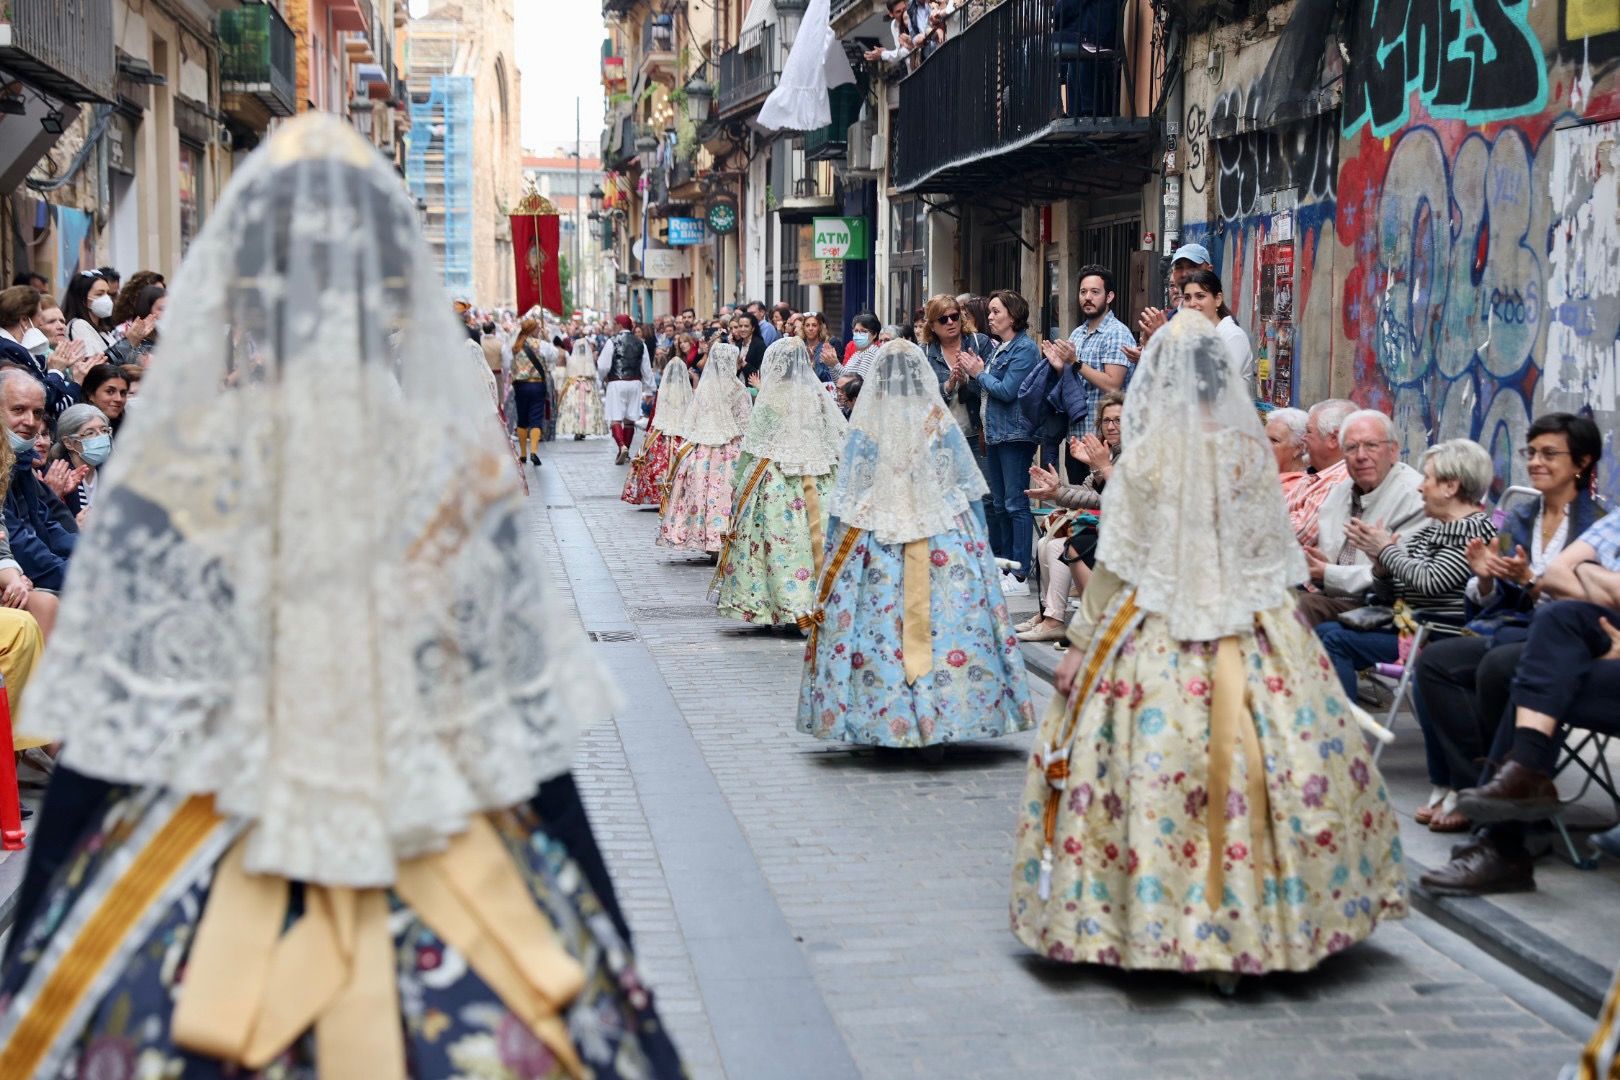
left=651, top=357, right=693, bottom=436
left=22, top=115, right=606, bottom=887
left=740, top=336, right=847, bottom=475
left=830, top=340, right=988, bottom=545
left=681, top=343, right=749, bottom=445
left=565, top=338, right=597, bottom=379
left=1095, top=314, right=1306, bottom=641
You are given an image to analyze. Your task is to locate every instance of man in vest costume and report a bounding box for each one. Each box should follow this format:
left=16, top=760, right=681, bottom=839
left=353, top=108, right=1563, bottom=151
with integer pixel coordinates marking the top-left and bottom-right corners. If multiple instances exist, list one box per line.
left=599, top=313, right=654, bottom=464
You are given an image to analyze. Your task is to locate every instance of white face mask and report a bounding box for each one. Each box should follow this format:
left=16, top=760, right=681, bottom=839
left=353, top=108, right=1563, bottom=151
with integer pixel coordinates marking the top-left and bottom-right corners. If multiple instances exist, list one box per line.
left=20, top=327, right=48, bottom=355
left=90, top=294, right=115, bottom=319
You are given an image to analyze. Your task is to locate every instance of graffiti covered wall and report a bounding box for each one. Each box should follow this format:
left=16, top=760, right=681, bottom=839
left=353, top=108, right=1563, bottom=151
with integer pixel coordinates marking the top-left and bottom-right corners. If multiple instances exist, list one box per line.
left=1184, top=0, right=1620, bottom=496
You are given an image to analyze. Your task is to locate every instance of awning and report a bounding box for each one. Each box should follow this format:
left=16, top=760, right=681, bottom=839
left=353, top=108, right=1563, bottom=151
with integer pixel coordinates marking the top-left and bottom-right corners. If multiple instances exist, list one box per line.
left=739, top=0, right=776, bottom=52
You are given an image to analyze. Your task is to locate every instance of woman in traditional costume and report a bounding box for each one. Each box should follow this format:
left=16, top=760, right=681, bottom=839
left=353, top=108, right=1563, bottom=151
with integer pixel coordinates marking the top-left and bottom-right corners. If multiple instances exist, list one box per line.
left=797, top=340, right=1035, bottom=747
left=713, top=337, right=846, bottom=625
left=658, top=343, right=750, bottom=554
left=621, top=355, right=692, bottom=507
left=1009, top=315, right=1406, bottom=980
left=0, top=115, right=683, bottom=1080
left=555, top=337, right=607, bottom=440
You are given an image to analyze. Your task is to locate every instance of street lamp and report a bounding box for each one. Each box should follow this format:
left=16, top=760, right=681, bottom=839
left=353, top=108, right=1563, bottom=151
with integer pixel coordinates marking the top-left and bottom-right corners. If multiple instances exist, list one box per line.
left=684, top=74, right=712, bottom=124
left=634, top=132, right=658, bottom=174
left=589, top=184, right=605, bottom=216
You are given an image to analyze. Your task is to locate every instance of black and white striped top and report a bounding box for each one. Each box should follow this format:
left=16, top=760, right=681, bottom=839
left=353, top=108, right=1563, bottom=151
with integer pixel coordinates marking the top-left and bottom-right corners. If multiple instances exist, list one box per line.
left=1374, top=512, right=1496, bottom=617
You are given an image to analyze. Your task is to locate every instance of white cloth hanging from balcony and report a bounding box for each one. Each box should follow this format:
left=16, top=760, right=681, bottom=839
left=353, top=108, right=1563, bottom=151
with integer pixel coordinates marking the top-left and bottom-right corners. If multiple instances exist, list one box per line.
left=756, top=0, right=855, bottom=134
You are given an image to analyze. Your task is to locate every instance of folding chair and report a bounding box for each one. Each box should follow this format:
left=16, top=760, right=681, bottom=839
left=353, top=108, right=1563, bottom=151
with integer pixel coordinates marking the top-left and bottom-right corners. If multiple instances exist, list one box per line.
left=1368, top=609, right=1470, bottom=764
left=1549, top=731, right=1620, bottom=870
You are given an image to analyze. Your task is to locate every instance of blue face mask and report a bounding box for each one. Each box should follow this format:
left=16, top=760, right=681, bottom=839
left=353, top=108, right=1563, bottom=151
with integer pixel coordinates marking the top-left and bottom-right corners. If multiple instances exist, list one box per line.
left=6, top=427, right=34, bottom=464
left=78, top=433, right=112, bottom=467
left=853, top=331, right=872, bottom=348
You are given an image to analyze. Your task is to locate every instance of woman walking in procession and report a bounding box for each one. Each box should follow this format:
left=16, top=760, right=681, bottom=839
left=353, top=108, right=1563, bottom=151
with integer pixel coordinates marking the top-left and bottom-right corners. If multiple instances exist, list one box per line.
left=622, top=353, right=694, bottom=506
left=1009, top=315, right=1406, bottom=982
left=713, top=337, right=846, bottom=626
left=555, top=336, right=607, bottom=440
left=0, top=114, right=684, bottom=1080
left=511, top=316, right=555, bottom=465
left=798, top=340, right=1034, bottom=750
left=659, top=341, right=752, bottom=554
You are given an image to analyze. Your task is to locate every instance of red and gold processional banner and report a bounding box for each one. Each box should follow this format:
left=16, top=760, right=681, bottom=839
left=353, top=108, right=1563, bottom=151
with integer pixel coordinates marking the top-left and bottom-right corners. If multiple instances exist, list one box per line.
left=510, top=191, right=563, bottom=315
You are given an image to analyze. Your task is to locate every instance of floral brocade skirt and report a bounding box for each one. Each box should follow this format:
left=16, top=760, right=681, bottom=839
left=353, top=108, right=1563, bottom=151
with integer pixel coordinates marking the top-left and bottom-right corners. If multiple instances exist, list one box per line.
left=555, top=379, right=607, bottom=437
left=713, top=459, right=835, bottom=626
left=657, top=440, right=742, bottom=554
left=622, top=431, right=678, bottom=507
left=796, top=512, right=1035, bottom=747
left=1009, top=601, right=1407, bottom=975
left=0, top=793, right=686, bottom=1080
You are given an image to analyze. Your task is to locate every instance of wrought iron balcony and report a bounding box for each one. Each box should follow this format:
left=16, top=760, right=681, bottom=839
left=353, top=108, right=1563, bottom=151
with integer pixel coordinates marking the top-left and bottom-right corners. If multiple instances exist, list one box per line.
left=0, top=0, right=116, bottom=102
left=803, top=82, right=863, bottom=162
left=218, top=2, right=297, bottom=119
left=893, top=0, right=1156, bottom=198
left=716, top=23, right=778, bottom=119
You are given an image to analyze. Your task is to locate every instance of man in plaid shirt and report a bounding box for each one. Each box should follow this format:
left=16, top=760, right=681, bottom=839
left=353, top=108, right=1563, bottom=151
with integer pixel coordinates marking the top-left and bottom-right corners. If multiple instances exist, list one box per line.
left=1039, top=264, right=1135, bottom=444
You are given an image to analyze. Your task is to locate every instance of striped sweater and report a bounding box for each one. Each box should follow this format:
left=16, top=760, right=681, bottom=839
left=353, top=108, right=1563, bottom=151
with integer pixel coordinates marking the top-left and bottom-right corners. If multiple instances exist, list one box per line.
left=1374, top=512, right=1496, bottom=618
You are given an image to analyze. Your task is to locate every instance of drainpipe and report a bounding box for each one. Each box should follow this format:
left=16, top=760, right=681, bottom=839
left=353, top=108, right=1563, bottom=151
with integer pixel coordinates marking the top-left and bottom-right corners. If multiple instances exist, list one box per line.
left=1159, top=28, right=1184, bottom=304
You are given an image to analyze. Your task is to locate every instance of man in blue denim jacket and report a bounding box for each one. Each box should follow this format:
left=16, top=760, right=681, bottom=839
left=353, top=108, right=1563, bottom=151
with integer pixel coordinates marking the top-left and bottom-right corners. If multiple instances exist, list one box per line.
left=954, top=290, right=1041, bottom=593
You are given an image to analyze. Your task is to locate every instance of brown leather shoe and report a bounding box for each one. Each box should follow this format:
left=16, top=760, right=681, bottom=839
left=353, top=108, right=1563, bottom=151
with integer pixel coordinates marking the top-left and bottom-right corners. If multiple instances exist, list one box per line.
left=1419, top=842, right=1535, bottom=896
left=1455, top=760, right=1560, bottom=824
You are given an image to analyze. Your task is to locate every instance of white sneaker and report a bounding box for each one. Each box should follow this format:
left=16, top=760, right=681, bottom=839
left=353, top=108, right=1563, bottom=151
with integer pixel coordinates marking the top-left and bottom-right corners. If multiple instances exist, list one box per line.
left=1000, top=572, right=1030, bottom=597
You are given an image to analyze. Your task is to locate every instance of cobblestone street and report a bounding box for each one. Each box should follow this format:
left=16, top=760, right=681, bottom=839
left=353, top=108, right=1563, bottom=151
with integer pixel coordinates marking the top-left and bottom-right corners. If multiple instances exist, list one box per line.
left=531, top=437, right=1592, bottom=1080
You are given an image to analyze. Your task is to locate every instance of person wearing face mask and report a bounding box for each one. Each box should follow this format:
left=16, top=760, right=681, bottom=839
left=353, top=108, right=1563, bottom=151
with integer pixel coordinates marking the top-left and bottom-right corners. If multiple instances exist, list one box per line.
left=0, top=286, right=92, bottom=420
left=62, top=270, right=119, bottom=360
left=46, top=404, right=112, bottom=516
left=0, top=370, right=77, bottom=594
left=843, top=313, right=882, bottom=380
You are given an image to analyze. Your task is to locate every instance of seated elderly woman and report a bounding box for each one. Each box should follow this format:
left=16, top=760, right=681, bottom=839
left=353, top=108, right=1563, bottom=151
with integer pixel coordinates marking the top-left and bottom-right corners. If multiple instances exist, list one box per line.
left=45, top=403, right=113, bottom=517
left=1265, top=406, right=1311, bottom=502
left=1017, top=390, right=1124, bottom=642
left=1315, top=436, right=1496, bottom=707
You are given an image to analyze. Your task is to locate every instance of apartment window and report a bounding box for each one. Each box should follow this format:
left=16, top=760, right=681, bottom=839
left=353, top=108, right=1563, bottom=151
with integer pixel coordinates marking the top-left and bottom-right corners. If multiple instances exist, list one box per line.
left=178, top=140, right=204, bottom=255
left=888, top=195, right=928, bottom=326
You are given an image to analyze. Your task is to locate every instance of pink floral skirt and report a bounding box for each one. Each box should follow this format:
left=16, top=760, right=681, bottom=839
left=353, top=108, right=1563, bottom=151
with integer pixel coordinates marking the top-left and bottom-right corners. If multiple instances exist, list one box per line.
left=657, top=440, right=741, bottom=553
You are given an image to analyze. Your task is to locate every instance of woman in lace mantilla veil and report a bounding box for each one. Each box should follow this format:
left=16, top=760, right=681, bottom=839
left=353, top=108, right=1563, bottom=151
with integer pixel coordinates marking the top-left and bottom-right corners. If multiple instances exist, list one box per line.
left=712, top=336, right=847, bottom=625
left=555, top=337, right=608, bottom=439
left=1008, top=315, right=1406, bottom=978
left=0, top=115, right=685, bottom=1080
left=658, top=342, right=751, bottom=554
left=621, top=355, right=693, bottom=507
left=797, top=340, right=1034, bottom=748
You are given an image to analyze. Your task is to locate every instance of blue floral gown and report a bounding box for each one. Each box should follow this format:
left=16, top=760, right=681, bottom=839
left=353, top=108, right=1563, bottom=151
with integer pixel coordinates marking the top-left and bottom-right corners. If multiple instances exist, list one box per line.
left=796, top=425, right=1034, bottom=746
left=0, top=793, right=686, bottom=1080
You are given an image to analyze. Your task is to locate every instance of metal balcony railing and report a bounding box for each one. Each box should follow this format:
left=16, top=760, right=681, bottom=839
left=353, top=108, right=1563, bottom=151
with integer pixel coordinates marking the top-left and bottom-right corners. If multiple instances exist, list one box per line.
left=218, top=2, right=297, bottom=118
left=0, top=0, right=116, bottom=102
left=893, top=0, right=1144, bottom=192
left=803, top=82, right=863, bottom=161
left=716, top=23, right=778, bottom=118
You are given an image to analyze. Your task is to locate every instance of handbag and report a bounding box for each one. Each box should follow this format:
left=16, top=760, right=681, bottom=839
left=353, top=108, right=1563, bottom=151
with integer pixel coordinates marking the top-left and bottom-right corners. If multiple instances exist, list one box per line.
left=1337, top=605, right=1395, bottom=632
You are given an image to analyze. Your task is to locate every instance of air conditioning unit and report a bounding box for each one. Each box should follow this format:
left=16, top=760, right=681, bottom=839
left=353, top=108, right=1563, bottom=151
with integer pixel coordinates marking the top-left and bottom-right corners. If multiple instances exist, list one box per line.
left=846, top=116, right=881, bottom=174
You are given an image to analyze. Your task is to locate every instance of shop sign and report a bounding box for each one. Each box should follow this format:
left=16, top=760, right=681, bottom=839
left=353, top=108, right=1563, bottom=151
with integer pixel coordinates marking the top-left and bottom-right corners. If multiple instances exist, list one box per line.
left=811, top=216, right=869, bottom=259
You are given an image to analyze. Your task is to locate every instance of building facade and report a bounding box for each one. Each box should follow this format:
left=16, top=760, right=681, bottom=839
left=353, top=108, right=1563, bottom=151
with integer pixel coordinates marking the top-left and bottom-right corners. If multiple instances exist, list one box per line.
left=400, top=0, right=522, bottom=305
left=2, top=0, right=404, bottom=291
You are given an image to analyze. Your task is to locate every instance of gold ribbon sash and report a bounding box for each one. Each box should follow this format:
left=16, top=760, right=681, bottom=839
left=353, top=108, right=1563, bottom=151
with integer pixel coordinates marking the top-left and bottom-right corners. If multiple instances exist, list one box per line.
left=798, top=525, right=865, bottom=673
left=172, top=815, right=588, bottom=1080
left=0, top=796, right=225, bottom=1080
left=901, top=540, right=933, bottom=685
left=659, top=440, right=698, bottom=515
left=1203, top=636, right=1275, bottom=912
left=800, top=473, right=827, bottom=580
left=1037, top=594, right=1140, bottom=899
left=711, top=456, right=773, bottom=591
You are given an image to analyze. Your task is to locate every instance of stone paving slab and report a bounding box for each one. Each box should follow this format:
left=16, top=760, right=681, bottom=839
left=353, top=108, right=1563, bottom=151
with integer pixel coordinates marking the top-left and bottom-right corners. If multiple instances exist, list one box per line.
left=539, top=437, right=1586, bottom=1079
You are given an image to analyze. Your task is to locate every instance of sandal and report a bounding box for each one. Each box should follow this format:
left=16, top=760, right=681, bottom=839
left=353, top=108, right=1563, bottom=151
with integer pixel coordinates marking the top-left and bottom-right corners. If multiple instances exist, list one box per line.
left=1415, top=786, right=1451, bottom=826
left=1428, top=807, right=1471, bottom=833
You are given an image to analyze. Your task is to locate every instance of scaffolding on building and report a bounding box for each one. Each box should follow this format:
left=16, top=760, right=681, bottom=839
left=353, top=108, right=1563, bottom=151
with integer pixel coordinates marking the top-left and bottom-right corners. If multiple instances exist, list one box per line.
left=403, top=26, right=474, bottom=294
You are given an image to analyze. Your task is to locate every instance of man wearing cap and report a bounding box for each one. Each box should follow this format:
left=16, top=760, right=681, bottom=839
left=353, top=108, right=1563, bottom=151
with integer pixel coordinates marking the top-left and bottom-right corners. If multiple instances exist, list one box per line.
left=598, top=313, right=654, bottom=465
left=1127, top=243, right=1213, bottom=357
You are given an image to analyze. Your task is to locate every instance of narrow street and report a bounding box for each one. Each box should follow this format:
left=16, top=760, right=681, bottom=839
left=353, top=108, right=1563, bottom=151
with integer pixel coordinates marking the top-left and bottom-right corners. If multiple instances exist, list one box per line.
left=534, top=437, right=1588, bottom=1080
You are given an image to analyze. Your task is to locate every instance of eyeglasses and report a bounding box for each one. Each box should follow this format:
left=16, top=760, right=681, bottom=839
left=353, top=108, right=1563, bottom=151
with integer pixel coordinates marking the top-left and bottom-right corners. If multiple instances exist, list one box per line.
left=1341, top=439, right=1394, bottom=456
left=1100, top=417, right=1122, bottom=427
left=1517, top=447, right=1571, bottom=462
left=935, top=312, right=961, bottom=325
